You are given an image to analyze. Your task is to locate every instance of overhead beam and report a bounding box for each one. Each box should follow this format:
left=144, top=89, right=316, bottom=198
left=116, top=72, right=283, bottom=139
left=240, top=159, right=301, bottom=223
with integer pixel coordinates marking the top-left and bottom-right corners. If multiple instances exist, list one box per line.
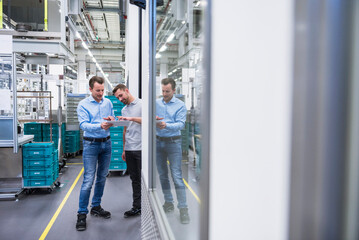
left=157, top=51, right=179, bottom=58
left=0, top=29, right=61, bottom=38
left=75, top=48, right=124, bottom=56
left=88, top=56, right=122, bottom=61
left=13, top=39, right=75, bottom=63
left=24, top=56, right=66, bottom=65
left=84, top=7, right=121, bottom=13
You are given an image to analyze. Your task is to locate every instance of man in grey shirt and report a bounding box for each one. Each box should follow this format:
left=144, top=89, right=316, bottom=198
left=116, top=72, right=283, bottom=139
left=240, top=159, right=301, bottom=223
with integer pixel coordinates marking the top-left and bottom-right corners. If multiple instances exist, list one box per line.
left=112, top=84, right=142, bottom=218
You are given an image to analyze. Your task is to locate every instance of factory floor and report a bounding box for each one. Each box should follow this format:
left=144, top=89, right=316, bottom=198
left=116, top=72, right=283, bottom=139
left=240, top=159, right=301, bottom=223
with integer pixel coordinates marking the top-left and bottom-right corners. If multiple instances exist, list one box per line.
left=0, top=155, right=140, bottom=240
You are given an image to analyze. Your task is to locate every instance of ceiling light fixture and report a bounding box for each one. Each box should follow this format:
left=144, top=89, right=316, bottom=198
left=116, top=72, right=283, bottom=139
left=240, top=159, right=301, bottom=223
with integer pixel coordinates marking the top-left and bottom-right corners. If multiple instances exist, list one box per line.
left=78, top=37, right=112, bottom=89
left=159, top=45, right=167, bottom=52
left=82, top=42, right=89, bottom=50
left=166, top=33, right=175, bottom=42
left=76, top=31, right=82, bottom=39
left=88, top=50, right=93, bottom=58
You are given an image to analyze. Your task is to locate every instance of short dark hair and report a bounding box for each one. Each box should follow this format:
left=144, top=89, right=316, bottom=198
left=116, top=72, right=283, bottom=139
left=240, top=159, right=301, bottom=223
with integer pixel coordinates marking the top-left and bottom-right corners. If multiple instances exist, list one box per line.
left=112, top=84, right=127, bottom=95
left=161, top=78, right=176, bottom=90
left=89, top=76, right=104, bottom=89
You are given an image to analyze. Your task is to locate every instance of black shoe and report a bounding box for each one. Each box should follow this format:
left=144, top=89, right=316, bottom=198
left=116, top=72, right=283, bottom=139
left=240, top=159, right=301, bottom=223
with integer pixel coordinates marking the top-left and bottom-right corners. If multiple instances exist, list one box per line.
left=180, top=208, right=190, bottom=224
left=124, top=208, right=141, bottom=218
left=90, top=205, right=111, bottom=219
left=76, top=213, right=87, bottom=231
left=163, top=202, right=174, bottom=213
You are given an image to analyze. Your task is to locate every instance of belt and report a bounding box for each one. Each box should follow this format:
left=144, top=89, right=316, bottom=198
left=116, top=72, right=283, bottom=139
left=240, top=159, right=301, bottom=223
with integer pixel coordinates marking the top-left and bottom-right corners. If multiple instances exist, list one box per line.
left=156, top=135, right=181, bottom=141
left=84, top=136, right=110, bottom=142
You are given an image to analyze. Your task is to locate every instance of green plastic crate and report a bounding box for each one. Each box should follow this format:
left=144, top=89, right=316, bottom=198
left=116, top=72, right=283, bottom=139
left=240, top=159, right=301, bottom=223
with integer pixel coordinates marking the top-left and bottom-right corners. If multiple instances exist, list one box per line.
left=110, top=126, right=124, bottom=132
left=109, top=162, right=127, bottom=170
left=112, top=139, right=123, bottom=147
left=24, top=122, right=42, bottom=133
left=111, top=155, right=123, bottom=162
left=111, top=147, right=123, bottom=155
left=23, top=176, right=54, bottom=187
left=23, top=156, right=53, bottom=168
left=110, top=131, right=123, bottom=139
left=23, top=143, right=54, bottom=158
left=23, top=165, right=54, bottom=178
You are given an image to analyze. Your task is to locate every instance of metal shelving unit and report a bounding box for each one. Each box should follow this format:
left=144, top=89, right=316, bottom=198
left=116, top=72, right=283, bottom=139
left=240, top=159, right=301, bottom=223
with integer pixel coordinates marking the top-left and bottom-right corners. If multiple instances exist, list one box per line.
left=18, top=91, right=53, bottom=143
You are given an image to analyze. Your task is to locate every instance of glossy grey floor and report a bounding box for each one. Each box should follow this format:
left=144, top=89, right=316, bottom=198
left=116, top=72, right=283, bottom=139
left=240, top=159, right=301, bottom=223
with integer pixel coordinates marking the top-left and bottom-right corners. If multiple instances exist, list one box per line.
left=153, top=150, right=201, bottom=240
left=0, top=156, right=140, bottom=240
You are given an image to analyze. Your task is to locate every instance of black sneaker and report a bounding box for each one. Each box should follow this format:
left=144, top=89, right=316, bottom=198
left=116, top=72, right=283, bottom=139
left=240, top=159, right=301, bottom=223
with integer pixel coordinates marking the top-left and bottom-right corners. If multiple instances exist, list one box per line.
left=163, top=202, right=174, bottom=213
left=180, top=208, right=190, bottom=224
left=124, top=208, right=141, bottom=218
left=90, top=205, right=111, bottom=219
left=76, top=213, right=87, bottom=231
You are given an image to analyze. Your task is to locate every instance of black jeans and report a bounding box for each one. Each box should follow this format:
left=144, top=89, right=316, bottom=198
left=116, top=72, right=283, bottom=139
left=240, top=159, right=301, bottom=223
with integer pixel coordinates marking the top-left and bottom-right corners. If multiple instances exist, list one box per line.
left=125, top=151, right=142, bottom=209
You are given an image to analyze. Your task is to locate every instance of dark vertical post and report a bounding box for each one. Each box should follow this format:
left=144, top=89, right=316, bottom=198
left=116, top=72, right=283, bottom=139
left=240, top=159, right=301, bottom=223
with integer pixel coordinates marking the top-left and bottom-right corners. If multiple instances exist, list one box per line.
left=138, top=8, right=142, bottom=98
left=289, top=1, right=352, bottom=239
left=7, top=0, right=11, bottom=25
left=148, top=0, right=157, bottom=190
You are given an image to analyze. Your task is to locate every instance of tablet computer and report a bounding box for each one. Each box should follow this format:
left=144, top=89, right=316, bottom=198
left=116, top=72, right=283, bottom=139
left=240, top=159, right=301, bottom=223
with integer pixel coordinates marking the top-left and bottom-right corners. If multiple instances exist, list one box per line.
left=107, top=120, right=130, bottom=126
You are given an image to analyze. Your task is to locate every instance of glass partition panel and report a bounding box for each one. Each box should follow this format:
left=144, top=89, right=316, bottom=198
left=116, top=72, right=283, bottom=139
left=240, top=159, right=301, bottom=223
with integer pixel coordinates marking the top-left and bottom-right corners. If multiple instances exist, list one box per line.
left=153, top=1, right=205, bottom=239
left=0, top=54, right=14, bottom=143
left=0, top=54, right=13, bottom=116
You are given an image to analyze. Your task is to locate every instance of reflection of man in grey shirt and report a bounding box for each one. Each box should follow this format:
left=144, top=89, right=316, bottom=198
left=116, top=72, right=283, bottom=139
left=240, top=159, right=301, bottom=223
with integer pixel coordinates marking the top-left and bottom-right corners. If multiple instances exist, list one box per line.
left=112, top=84, right=142, bottom=218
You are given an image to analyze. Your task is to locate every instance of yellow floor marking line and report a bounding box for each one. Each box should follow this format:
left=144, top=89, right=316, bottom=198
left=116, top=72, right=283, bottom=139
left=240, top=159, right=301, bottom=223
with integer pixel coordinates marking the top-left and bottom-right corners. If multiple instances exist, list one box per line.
left=39, top=167, right=84, bottom=240
left=166, top=160, right=201, bottom=203
left=66, top=163, right=83, bottom=165
left=183, top=178, right=201, bottom=204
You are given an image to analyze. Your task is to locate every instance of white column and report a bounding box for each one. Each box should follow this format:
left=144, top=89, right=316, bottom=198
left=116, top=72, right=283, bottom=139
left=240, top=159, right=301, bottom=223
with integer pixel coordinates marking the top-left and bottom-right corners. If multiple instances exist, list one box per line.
left=178, top=34, right=185, bottom=57
left=186, top=0, right=193, bottom=50
left=160, top=60, right=168, bottom=79
left=141, top=1, right=150, bottom=191
left=90, top=63, right=96, bottom=76
left=209, top=1, right=293, bottom=239
left=77, top=53, right=88, bottom=93
left=125, top=4, right=140, bottom=97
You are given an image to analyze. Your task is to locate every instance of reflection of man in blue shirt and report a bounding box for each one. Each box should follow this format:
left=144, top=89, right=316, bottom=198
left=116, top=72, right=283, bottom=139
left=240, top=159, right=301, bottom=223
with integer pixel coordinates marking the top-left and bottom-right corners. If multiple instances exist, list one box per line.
left=156, top=78, right=190, bottom=224
left=76, top=76, right=115, bottom=231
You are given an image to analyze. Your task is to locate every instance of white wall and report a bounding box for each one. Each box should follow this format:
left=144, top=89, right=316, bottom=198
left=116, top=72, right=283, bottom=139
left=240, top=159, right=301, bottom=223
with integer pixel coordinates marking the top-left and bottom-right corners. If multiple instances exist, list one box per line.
left=141, top=6, right=150, bottom=189
left=125, top=4, right=140, bottom=97
left=127, top=3, right=150, bottom=187
left=48, top=65, right=64, bottom=110
left=209, top=1, right=293, bottom=239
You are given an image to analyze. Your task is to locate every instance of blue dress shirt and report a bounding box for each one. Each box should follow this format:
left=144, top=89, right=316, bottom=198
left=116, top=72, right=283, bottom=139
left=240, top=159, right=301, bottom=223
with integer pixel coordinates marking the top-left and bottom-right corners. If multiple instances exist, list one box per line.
left=77, top=95, right=115, bottom=138
left=156, top=96, right=187, bottom=137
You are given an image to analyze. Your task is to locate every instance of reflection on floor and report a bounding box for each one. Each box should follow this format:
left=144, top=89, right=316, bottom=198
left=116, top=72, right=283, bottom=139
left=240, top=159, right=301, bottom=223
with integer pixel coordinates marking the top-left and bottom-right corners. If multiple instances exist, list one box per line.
left=0, top=155, right=141, bottom=240
left=155, top=150, right=201, bottom=240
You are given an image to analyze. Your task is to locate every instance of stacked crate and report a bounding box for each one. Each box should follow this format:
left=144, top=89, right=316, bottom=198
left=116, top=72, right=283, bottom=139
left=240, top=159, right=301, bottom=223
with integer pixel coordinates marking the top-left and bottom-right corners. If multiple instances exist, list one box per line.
left=24, top=122, right=65, bottom=150
left=22, top=142, right=59, bottom=188
left=66, top=94, right=86, bottom=150
left=24, top=122, right=43, bottom=142
left=181, top=122, right=190, bottom=155
left=105, top=96, right=126, bottom=172
left=193, top=123, right=201, bottom=176
left=42, top=123, right=66, bottom=150
left=64, top=130, right=80, bottom=154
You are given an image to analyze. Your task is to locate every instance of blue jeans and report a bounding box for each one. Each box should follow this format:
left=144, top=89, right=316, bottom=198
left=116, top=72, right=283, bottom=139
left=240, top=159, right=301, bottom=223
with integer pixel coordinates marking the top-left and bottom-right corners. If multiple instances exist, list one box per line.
left=156, top=138, right=187, bottom=209
left=78, top=139, right=111, bottom=214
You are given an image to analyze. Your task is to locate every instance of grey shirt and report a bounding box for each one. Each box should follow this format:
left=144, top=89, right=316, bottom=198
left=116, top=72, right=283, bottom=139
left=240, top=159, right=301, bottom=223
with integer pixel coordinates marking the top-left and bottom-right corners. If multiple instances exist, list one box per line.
left=122, top=98, right=142, bottom=151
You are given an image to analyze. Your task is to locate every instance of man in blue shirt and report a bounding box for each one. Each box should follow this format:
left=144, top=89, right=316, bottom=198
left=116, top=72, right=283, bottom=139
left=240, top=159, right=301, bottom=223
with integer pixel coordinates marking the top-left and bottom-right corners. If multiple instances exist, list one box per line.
left=156, top=78, right=190, bottom=224
left=76, top=76, right=115, bottom=231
